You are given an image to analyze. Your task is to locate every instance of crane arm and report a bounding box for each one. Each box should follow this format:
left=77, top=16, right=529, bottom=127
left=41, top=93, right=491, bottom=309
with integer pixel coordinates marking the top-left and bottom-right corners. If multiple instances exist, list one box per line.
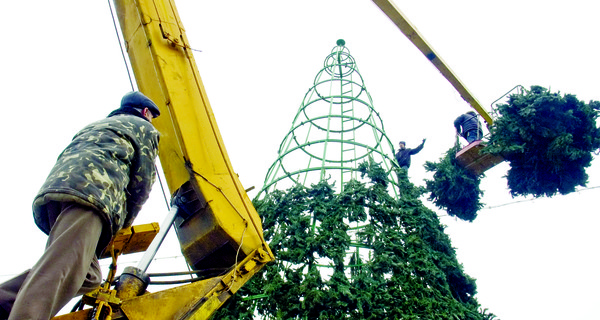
left=371, top=0, right=493, bottom=126
left=112, top=0, right=273, bottom=263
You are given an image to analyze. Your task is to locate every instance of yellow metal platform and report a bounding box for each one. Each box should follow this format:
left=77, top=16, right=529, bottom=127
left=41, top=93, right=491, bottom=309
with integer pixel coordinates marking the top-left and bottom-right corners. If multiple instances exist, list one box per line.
left=99, top=223, right=160, bottom=259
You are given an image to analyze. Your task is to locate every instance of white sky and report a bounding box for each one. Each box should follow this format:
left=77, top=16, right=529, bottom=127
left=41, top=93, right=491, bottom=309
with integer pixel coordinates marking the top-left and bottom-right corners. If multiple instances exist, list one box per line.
left=1, top=1, right=599, bottom=319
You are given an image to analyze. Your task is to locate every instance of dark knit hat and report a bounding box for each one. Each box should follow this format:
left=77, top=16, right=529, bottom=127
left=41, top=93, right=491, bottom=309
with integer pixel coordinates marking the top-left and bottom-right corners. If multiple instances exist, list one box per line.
left=121, top=91, right=160, bottom=117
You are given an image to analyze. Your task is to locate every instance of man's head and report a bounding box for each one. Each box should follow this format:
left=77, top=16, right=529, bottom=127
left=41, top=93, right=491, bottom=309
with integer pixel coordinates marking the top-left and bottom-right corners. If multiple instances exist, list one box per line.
left=399, top=141, right=406, bottom=149
left=121, top=91, right=161, bottom=122
left=467, top=111, right=477, bottom=116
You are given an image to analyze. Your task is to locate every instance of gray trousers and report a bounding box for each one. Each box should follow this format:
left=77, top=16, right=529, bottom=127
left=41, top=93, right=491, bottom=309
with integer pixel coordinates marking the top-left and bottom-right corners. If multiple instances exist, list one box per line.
left=0, top=203, right=103, bottom=320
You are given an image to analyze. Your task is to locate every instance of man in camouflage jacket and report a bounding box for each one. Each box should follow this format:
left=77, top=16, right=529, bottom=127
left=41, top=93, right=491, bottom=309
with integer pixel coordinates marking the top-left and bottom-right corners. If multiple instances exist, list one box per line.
left=0, top=91, right=160, bottom=320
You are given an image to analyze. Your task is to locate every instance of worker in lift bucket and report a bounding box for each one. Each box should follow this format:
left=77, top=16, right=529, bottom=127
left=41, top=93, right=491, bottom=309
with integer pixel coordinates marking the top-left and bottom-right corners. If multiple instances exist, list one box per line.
left=0, top=91, right=160, bottom=320
left=454, top=111, right=483, bottom=144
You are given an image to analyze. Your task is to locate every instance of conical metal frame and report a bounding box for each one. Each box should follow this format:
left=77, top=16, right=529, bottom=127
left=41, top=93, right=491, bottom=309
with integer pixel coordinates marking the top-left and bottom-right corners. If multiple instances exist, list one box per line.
left=260, top=40, right=399, bottom=197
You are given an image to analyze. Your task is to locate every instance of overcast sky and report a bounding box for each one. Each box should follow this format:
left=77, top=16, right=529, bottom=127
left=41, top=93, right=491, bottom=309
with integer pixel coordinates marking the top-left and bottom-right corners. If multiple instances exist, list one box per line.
left=1, top=1, right=599, bottom=319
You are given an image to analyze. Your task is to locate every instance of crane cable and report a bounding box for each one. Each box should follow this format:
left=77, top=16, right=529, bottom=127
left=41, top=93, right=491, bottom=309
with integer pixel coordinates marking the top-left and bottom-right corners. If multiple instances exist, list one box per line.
left=483, top=185, right=600, bottom=210
left=107, top=0, right=135, bottom=92
left=436, top=184, right=600, bottom=218
left=107, top=0, right=172, bottom=220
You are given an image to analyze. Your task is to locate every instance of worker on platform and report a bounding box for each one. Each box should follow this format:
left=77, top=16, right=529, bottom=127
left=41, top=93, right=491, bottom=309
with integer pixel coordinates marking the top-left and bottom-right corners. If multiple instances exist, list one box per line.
left=395, top=139, right=426, bottom=170
left=0, top=91, right=161, bottom=320
left=454, top=111, right=483, bottom=144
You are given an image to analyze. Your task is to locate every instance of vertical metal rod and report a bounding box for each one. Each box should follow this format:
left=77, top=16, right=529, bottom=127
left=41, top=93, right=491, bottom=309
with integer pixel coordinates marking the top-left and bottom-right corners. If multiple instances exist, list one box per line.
left=137, top=204, right=179, bottom=272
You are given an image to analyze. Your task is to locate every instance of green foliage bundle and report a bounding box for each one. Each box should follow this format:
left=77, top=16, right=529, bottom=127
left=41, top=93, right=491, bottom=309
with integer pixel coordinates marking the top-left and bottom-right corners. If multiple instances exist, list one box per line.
left=213, top=161, right=495, bottom=319
left=485, top=86, right=600, bottom=197
left=424, top=145, right=485, bottom=222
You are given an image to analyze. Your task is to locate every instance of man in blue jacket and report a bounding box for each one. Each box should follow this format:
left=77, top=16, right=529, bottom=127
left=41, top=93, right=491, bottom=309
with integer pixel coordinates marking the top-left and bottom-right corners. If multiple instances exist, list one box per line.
left=395, top=139, right=426, bottom=170
left=454, top=111, right=483, bottom=143
left=0, top=92, right=161, bottom=320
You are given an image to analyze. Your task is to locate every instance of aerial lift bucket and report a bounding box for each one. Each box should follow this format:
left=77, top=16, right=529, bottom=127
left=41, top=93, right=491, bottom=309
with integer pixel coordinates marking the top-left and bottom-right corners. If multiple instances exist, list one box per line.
left=455, top=140, right=504, bottom=175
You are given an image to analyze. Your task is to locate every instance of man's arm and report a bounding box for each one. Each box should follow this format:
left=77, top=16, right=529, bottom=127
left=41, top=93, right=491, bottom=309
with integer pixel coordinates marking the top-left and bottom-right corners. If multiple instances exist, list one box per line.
left=124, top=146, right=158, bottom=228
left=410, top=139, right=426, bottom=155
left=124, top=127, right=160, bottom=228
left=454, top=115, right=463, bottom=134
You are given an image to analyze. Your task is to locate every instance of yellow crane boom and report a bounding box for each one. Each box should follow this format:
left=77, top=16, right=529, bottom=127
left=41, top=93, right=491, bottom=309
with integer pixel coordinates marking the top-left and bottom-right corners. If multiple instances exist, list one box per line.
left=371, top=0, right=494, bottom=126
left=54, top=0, right=273, bottom=319
left=114, top=0, right=273, bottom=268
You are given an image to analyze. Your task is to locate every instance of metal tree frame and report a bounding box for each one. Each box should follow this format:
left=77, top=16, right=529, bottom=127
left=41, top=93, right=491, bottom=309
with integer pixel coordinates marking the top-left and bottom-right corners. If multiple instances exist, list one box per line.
left=259, top=39, right=399, bottom=198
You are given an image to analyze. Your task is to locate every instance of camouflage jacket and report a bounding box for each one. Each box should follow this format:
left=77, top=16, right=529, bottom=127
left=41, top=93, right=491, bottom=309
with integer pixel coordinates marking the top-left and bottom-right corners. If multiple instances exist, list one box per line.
left=33, top=114, right=159, bottom=246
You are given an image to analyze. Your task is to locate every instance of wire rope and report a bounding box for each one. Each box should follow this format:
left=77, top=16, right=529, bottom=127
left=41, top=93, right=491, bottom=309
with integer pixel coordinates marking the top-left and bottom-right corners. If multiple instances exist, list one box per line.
left=483, top=185, right=600, bottom=210
left=107, top=0, right=135, bottom=91
left=435, top=185, right=600, bottom=218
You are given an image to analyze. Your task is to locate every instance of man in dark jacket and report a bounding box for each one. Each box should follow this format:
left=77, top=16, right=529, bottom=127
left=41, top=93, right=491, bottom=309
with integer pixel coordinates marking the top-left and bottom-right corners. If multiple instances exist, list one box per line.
left=395, top=139, right=426, bottom=170
left=0, top=91, right=161, bottom=320
left=454, top=111, right=483, bottom=143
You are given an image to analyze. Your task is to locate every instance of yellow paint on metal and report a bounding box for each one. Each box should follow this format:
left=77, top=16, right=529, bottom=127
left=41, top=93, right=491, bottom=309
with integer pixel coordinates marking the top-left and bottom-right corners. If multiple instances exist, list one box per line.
left=52, top=309, right=93, bottom=320
left=119, top=249, right=270, bottom=319
left=99, top=222, right=160, bottom=259
left=111, top=1, right=274, bottom=318
left=113, top=0, right=273, bottom=264
left=371, top=0, right=494, bottom=126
